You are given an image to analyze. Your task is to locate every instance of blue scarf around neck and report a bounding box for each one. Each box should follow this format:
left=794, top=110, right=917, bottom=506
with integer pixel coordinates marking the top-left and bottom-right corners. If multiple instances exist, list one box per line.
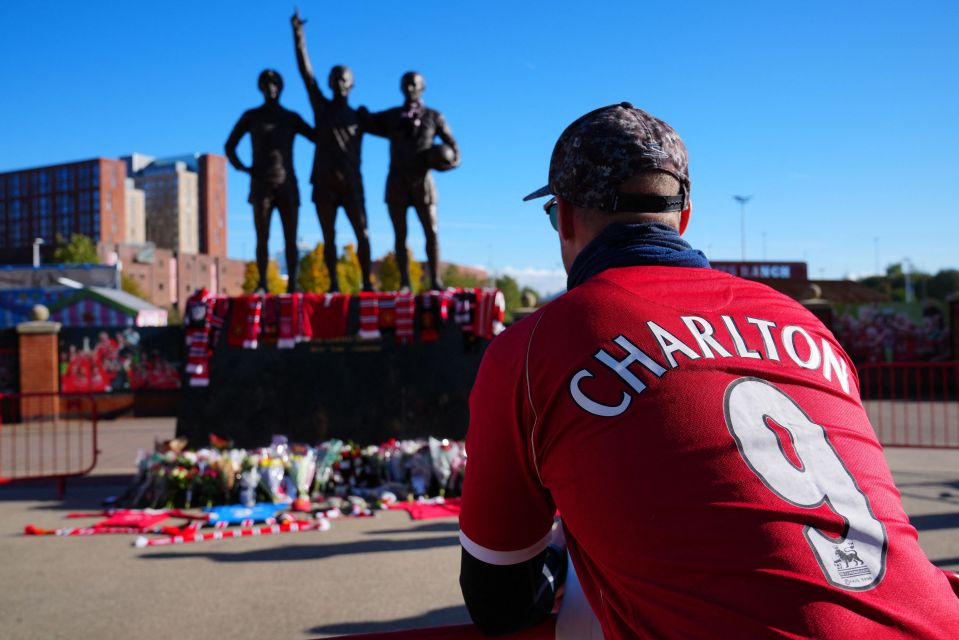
left=566, top=222, right=710, bottom=290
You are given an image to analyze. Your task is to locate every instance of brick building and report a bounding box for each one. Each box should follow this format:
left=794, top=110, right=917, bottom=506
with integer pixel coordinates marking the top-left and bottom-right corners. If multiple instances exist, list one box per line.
left=0, top=152, right=228, bottom=262
left=0, top=158, right=128, bottom=263
left=96, top=243, right=246, bottom=309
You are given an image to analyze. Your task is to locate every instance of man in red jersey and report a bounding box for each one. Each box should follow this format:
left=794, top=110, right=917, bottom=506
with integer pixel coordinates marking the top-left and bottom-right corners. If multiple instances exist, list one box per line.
left=458, top=102, right=959, bottom=638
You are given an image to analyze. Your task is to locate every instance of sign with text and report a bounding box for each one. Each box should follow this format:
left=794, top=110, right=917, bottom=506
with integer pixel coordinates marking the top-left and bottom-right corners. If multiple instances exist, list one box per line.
left=712, top=261, right=808, bottom=281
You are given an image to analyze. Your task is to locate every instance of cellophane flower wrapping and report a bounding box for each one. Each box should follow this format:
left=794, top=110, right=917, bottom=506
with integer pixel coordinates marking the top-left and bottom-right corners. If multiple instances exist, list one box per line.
left=288, top=449, right=317, bottom=511
left=311, top=439, right=343, bottom=498
left=429, top=437, right=463, bottom=497
left=238, top=453, right=261, bottom=507
left=259, top=453, right=290, bottom=504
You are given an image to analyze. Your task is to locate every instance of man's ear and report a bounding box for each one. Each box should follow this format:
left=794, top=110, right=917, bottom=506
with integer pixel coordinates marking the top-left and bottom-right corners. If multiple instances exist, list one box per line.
left=557, top=197, right=576, bottom=241
left=679, top=199, right=692, bottom=235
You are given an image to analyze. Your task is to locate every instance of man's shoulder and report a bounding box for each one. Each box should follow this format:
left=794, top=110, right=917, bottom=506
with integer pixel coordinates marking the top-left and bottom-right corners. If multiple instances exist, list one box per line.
left=481, top=306, right=551, bottom=369
left=590, top=265, right=826, bottom=327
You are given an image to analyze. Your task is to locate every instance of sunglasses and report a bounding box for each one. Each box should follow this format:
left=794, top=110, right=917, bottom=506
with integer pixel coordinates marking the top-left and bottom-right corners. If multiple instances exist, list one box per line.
left=543, top=197, right=559, bottom=231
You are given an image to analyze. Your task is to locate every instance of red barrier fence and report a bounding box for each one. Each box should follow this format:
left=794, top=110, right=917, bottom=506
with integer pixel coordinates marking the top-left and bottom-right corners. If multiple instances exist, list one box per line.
left=0, top=392, right=98, bottom=495
left=858, top=362, right=959, bottom=448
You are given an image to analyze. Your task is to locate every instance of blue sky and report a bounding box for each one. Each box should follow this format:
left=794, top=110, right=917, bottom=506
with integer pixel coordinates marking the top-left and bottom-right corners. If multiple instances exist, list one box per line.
left=1, top=1, right=956, bottom=294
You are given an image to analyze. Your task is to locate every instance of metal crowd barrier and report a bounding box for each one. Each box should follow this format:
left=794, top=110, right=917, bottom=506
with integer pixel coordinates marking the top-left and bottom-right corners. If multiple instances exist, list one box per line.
left=858, top=362, right=959, bottom=448
left=0, top=392, right=99, bottom=496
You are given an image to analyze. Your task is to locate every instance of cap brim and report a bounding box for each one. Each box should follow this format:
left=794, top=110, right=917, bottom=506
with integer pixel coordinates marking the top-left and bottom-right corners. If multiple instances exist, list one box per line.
left=522, top=185, right=552, bottom=201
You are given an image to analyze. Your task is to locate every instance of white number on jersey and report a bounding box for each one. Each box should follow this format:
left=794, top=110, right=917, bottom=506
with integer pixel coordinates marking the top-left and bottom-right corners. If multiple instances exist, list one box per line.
left=723, top=377, right=887, bottom=590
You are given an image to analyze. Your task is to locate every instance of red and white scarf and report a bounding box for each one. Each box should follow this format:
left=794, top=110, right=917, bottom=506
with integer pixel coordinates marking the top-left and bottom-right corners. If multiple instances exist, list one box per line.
left=358, top=291, right=381, bottom=340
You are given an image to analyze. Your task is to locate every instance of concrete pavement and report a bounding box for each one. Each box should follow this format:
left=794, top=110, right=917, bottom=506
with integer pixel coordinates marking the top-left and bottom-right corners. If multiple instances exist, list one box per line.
left=1, top=418, right=958, bottom=639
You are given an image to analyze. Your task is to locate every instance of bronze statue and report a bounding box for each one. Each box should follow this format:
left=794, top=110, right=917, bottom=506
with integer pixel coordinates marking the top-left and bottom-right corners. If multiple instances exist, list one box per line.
left=291, top=10, right=373, bottom=292
left=363, top=72, right=460, bottom=291
left=225, top=69, right=313, bottom=293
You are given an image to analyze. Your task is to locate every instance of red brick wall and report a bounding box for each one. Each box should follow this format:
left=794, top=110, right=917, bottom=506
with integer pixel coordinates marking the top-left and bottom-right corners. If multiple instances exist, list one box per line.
left=97, top=159, right=127, bottom=245
left=18, top=330, right=59, bottom=418
left=198, top=154, right=227, bottom=258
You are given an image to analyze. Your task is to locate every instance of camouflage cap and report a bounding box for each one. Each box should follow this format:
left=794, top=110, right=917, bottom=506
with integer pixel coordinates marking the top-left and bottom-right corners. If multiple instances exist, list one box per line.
left=523, top=102, right=689, bottom=211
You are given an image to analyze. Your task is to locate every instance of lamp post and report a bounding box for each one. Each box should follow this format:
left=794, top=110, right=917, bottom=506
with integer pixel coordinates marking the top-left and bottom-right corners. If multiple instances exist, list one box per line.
left=902, top=257, right=914, bottom=303
left=32, top=237, right=44, bottom=267
left=733, top=195, right=752, bottom=261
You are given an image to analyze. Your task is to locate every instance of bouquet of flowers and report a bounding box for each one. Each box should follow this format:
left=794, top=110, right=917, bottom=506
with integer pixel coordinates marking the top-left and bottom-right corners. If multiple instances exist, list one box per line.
left=287, top=449, right=317, bottom=512
left=429, top=437, right=464, bottom=497
left=406, top=444, right=433, bottom=498
left=237, top=453, right=261, bottom=507
left=311, top=439, right=343, bottom=498
left=258, top=454, right=291, bottom=504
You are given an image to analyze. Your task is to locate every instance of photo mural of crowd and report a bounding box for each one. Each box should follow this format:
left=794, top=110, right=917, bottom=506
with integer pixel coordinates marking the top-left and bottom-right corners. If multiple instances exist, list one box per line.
left=836, top=264, right=957, bottom=363
left=832, top=302, right=950, bottom=364
left=59, top=327, right=182, bottom=393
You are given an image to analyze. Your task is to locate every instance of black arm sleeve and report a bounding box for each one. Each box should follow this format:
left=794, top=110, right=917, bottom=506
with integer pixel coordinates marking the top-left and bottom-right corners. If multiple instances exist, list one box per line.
left=459, top=545, right=567, bottom=636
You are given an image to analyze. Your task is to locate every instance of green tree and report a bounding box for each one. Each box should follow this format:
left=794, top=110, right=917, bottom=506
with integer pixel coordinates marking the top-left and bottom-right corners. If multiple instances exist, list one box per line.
left=297, top=242, right=331, bottom=293
left=53, top=233, right=98, bottom=264
left=166, top=305, right=183, bottom=326
left=336, top=244, right=363, bottom=294
left=441, top=264, right=484, bottom=289
left=120, top=273, right=147, bottom=300
left=377, top=248, right=425, bottom=292
left=928, top=269, right=959, bottom=301
left=858, top=262, right=936, bottom=302
left=378, top=252, right=402, bottom=292
left=495, top=275, right=522, bottom=320
left=519, top=286, right=541, bottom=308
left=241, top=261, right=285, bottom=294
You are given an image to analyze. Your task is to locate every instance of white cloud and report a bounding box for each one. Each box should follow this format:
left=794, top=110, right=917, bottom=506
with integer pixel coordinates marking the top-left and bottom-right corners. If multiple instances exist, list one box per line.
left=495, top=265, right=567, bottom=297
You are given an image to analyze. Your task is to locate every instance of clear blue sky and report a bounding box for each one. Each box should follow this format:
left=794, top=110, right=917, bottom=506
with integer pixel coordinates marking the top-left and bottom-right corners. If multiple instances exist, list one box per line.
left=1, top=1, right=956, bottom=294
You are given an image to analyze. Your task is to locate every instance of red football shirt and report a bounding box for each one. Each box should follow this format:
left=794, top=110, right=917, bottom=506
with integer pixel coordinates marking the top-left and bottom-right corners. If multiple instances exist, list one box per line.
left=459, top=266, right=959, bottom=639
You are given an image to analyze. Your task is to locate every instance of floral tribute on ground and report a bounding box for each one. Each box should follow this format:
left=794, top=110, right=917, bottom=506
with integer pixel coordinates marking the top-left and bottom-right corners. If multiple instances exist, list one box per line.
left=23, top=435, right=466, bottom=547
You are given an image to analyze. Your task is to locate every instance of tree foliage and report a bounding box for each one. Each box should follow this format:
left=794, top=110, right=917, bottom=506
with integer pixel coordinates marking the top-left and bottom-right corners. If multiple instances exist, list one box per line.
left=53, top=233, right=98, bottom=265
left=441, top=264, right=484, bottom=289
left=242, top=261, right=285, bottom=294
left=857, top=263, right=958, bottom=302
left=377, top=249, right=425, bottom=292
left=297, top=242, right=331, bottom=293
left=120, top=273, right=147, bottom=300
left=519, top=286, right=541, bottom=308
left=336, top=244, right=363, bottom=294
left=928, top=269, right=959, bottom=301
left=495, top=275, right=522, bottom=318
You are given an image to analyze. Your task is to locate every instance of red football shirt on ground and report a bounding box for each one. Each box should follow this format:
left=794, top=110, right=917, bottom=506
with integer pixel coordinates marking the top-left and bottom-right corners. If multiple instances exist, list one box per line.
left=459, top=266, right=959, bottom=639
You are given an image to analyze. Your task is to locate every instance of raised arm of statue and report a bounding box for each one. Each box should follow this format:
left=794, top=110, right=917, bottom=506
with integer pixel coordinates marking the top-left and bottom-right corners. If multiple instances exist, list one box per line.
left=291, top=10, right=326, bottom=108
left=224, top=112, right=251, bottom=173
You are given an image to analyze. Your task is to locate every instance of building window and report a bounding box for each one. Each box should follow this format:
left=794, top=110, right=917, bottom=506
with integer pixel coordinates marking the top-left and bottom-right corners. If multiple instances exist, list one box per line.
left=9, top=175, right=19, bottom=197
left=0, top=176, right=5, bottom=200
left=39, top=171, right=53, bottom=194
left=78, top=165, right=89, bottom=187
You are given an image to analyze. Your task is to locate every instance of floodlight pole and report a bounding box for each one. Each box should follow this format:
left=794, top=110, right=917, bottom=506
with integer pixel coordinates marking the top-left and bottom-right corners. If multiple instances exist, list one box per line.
left=733, top=196, right=752, bottom=261
left=903, top=257, right=914, bottom=303
left=32, top=237, right=44, bottom=267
